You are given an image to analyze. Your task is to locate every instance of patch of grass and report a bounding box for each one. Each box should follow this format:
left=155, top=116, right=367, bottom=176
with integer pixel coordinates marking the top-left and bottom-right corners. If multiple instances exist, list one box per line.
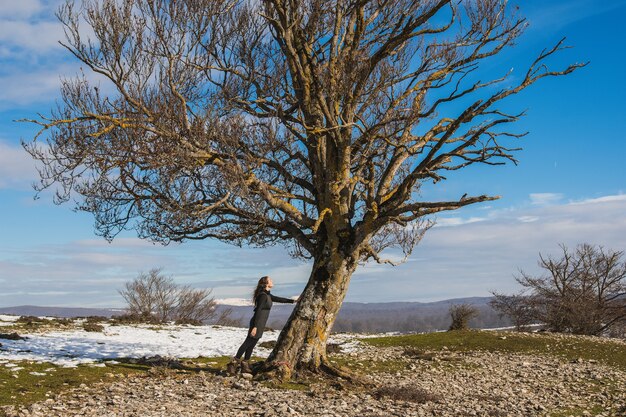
left=0, top=360, right=148, bottom=410
left=362, top=330, right=626, bottom=370
left=4, top=317, right=78, bottom=334
left=328, top=356, right=406, bottom=374
left=549, top=405, right=607, bottom=417
left=0, top=355, right=245, bottom=413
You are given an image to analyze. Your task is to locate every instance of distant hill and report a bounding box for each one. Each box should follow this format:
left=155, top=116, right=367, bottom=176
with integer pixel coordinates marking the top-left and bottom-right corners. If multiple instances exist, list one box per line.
left=0, top=296, right=509, bottom=333
left=218, top=296, right=509, bottom=333
left=0, top=305, right=123, bottom=318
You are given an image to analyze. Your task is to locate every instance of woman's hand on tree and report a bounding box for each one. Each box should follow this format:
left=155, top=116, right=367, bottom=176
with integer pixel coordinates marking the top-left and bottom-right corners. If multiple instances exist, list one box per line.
left=250, top=327, right=257, bottom=337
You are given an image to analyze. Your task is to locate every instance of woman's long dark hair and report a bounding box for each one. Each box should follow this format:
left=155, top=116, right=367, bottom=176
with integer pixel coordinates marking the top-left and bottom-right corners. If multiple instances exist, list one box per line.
left=252, top=276, right=270, bottom=304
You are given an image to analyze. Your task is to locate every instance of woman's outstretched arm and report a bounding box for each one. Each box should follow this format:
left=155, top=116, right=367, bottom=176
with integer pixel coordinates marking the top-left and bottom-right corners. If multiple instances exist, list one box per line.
left=270, top=294, right=297, bottom=304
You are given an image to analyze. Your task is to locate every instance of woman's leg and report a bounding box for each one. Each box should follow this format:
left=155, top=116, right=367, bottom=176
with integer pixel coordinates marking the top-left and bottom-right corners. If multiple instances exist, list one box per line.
left=236, top=336, right=257, bottom=359
left=243, top=337, right=259, bottom=360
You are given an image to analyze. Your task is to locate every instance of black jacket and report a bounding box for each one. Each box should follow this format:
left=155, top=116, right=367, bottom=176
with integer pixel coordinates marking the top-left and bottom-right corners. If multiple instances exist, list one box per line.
left=249, top=290, right=295, bottom=339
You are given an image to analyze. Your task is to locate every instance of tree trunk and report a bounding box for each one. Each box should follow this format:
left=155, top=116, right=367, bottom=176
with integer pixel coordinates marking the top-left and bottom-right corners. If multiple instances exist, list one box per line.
left=263, top=249, right=358, bottom=380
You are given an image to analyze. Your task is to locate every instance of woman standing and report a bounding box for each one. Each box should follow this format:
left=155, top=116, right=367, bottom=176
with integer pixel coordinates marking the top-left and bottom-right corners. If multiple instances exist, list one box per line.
left=227, top=276, right=296, bottom=375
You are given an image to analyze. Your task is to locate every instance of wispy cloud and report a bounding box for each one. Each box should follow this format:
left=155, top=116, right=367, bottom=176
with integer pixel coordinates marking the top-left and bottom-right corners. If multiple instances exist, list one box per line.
left=529, top=193, right=563, bottom=206
left=571, top=194, right=626, bottom=205
left=0, top=0, right=83, bottom=110
left=524, top=0, right=626, bottom=32
left=0, top=0, right=45, bottom=20
left=2, top=193, right=625, bottom=306
left=0, top=66, right=72, bottom=108
left=434, top=216, right=487, bottom=227
left=0, top=20, right=63, bottom=54
left=0, top=140, right=38, bottom=189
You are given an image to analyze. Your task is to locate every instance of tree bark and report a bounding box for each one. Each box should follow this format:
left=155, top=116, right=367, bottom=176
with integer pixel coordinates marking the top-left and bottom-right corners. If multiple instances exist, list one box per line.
left=263, top=246, right=358, bottom=380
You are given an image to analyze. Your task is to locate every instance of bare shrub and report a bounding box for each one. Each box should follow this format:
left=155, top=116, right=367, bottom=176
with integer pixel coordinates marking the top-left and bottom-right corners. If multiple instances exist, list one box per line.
left=82, top=323, right=104, bottom=332
left=608, top=321, right=626, bottom=339
left=492, top=244, right=626, bottom=336
left=213, top=308, right=242, bottom=327
left=16, top=316, right=46, bottom=326
left=111, top=312, right=160, bottom=325
left=448, top=304, right=479, bottom=331
left=489, top=294, right=535, bottom=331
left=119, top=269, right=177, bottom=322
left=174, top=285, right=217, bottom=325
left=119, top=269, right=217, bottom=325
left=373, top=385, right=441, bottom=403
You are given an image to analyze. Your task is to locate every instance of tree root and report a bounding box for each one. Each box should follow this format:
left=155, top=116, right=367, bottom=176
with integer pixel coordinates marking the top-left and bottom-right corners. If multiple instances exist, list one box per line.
left=251, top=360, right=292, bottom=382
left=318, top=358, right=370, bottom=386
left=251, top=358, right=370, bottom=387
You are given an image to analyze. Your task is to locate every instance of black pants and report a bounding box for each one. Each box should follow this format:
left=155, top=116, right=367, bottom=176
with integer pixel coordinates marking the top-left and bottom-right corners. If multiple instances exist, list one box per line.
left=235, top=336, right=259, bottom=360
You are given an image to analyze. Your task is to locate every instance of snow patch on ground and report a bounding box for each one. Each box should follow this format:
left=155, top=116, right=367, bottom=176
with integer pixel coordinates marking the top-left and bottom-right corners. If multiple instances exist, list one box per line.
left=0, top=315, right=368, bottom=367
left=0, top=315, right=20, bottom=326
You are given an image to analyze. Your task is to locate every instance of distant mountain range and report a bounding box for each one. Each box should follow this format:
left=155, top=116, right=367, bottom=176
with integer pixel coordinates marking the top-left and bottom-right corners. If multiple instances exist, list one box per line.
left=0, top=296, right=510, bottom=333
left=0, top=305, right=125, bottom=318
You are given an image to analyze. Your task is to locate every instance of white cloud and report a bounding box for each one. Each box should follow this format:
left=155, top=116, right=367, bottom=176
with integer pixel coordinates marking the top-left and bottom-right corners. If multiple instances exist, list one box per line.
left=529, top=193, right=563, bottom=206
left=525, top=0, right=626, bottom=32
left=0, top=0, right=45, bottom=19
left=0, top=68, right=65, bottom=107
left=353, top=194, right=626, bottom=302
left=0, top=20, right=63, bottom=53
left=0, top=140, right=38, bottom=189
left=571, top=194, right=626, bottom=205
left=1, top=194, right=625, bottom=306
left=434, top=216, right=487, bottom=227
left=517, top=216, right=538, bottom=223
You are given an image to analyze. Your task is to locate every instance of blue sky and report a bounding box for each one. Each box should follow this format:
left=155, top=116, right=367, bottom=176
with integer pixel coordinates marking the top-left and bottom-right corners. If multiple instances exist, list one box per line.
left=1, top=0, right=625, bottom=307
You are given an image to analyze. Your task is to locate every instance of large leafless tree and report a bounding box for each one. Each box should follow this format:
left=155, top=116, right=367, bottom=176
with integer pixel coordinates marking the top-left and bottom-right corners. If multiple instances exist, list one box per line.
left=24, top=0, right=584, bottom=379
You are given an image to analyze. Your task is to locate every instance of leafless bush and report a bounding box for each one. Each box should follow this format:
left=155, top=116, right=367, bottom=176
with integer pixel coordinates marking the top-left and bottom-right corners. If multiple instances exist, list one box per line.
left=489, top=294, right=535, bottom=331
left=174, top=285, right=217, bottom=325
left=492, top=244, right=626, bottom=336
left=84, top=316, right=108, bottom=324
left=607, top=320, right=626, bottom=339
left=111, top=312, right=161, bottom=325
left=119, top=269, right=177, bottom=322
left=119, top=269, right=217, bottom=325
left=16, top=316, right=47, bottom=325
left=82, top=323, right=104, bottom=332
left=448, top=304, right=479, bottom=331
left=213, top=308, right=242, bottom=327
left=373, top=385, right=441, bottom=403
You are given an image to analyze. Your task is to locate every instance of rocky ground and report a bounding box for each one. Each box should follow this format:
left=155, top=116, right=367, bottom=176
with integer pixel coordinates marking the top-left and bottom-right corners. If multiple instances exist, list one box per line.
left=2, top=334, right=625, bottom=417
